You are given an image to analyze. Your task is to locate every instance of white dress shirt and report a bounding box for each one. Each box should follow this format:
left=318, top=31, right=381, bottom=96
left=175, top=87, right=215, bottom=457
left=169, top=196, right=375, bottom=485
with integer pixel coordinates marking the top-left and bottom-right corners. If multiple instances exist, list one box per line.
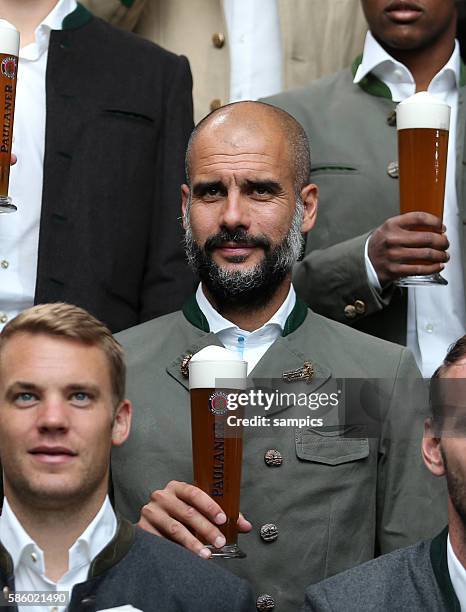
left=0, top=496, right=117, bottom=612
left=447, top=534, right=466, bottom=611
left=223, top=0, right=283, bottom=102
left=196, top=283, right=296, bottom=373
left=355, top=31, right=466, bottom=377
left=0, top=0, right=77, bottom=331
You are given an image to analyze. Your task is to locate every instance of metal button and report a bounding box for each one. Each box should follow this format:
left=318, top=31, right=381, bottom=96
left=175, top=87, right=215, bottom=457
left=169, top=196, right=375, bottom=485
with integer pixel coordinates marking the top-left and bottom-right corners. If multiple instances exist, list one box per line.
left=2, top=587, right=9, bottom=597
left=0, top=260, right=8, bottom=269
left=212, top=32, right=225, bottom=48
left=260, top=523, right=278, bottom=542
left=344, top=305, right=356, bottom=319
left=30, top=552, right=37, bottom=562
left=354, top=300, right=366, bottom=315
left=210, top=98, right=223, bottom=112
left=264, top=449, right=283, bottom=467
left=256, top=594, right=275, bottom=611
left=386, top=110, right=397, bottom=127
left=0, top=315, right=7, bottom=324
left=387, top=161, right=399, bottom=178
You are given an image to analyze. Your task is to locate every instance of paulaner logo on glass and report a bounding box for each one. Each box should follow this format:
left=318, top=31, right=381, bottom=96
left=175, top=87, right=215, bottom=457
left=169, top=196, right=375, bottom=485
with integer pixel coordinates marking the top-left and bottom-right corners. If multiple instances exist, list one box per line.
left=223, top=389, right=340, bottom=411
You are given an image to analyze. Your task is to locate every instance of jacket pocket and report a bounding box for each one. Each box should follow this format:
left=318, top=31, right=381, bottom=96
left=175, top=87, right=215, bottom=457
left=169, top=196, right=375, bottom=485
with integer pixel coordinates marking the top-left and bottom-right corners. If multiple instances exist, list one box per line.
left=311, top=162, right=359, bottom=177
left=295, top=425, right=369, bottom=466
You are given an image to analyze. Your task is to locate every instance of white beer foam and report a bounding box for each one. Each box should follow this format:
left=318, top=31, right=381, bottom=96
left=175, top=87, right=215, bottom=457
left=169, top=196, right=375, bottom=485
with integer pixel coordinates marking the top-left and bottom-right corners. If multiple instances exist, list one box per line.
left=0, top=20, right=19, bottom=57
left=189, top=345, right=247, bottom=389
left=397, top=92, right=450, bottom=131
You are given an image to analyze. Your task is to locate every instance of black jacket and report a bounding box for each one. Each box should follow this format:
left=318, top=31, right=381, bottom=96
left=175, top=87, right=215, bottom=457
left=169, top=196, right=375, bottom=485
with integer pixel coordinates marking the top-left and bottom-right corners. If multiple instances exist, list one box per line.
left=0, top=519, right=255, bottom=611
left=34, top=4, right=195, bottom=332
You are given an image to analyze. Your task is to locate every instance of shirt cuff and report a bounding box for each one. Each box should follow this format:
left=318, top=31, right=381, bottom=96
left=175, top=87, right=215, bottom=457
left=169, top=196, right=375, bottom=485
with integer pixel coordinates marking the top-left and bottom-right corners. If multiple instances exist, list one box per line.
left=364, top=236, right=383, bottom=293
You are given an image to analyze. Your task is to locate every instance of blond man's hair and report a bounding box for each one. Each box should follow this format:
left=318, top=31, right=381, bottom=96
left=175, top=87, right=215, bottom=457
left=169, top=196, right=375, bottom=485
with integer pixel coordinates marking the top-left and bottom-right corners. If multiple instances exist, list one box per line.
left=0, top=303, right=125, bottom=405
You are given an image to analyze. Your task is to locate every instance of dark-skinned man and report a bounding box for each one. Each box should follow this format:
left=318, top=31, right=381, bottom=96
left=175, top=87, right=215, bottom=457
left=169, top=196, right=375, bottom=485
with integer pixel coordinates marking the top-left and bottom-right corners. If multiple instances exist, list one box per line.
left=267, top=0, right=465, bottom=378
left=112, top=101, right=445, bottom=612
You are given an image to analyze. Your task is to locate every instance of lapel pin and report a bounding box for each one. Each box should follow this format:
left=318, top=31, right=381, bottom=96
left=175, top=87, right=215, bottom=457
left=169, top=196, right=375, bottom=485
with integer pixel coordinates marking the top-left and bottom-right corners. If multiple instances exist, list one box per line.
left=282, top=361, right=314, bottom=383
left=180, top=352, right=193, bottom=378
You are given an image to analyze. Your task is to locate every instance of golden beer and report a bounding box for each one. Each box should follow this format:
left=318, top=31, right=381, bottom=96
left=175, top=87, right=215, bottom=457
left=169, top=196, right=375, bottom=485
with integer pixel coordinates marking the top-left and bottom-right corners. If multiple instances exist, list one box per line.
left=189, top=346, right=247, bottom=558
left=0, top=20, right=19, bottom=214
left=396, top=92, right=450, bottom=286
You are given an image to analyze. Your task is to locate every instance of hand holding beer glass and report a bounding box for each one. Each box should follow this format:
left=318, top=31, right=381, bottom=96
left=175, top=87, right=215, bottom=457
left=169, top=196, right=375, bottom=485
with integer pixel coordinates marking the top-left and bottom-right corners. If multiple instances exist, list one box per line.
left=189, top=345, right=247, bottom=558
left=0, top=19, right=18, bottom=214
left=395, top=92, right=450, bottom=286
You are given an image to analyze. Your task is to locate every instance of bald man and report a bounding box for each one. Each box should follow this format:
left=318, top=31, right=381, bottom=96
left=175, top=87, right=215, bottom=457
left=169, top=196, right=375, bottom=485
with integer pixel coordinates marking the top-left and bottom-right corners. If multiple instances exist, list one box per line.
left=112, top=101, right=445, bottom=612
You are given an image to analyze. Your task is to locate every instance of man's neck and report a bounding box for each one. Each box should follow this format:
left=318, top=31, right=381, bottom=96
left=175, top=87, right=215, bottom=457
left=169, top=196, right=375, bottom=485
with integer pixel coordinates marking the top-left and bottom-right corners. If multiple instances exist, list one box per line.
left=376, top=25, right=457, bottom=91
left=0, top=0, right=59, bottom=47
left=202, top=279, right=292, bottom=332
left=5, top=488, right=107, bottom=582
left=448, top=500, right=466, bottom=569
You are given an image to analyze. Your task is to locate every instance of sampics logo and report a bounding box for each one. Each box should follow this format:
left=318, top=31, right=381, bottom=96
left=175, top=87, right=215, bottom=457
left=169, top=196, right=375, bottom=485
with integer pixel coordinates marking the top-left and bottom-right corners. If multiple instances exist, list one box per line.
left=209, top=391, right=229, bottom=416
left=1, top=57, right=16, bottom=80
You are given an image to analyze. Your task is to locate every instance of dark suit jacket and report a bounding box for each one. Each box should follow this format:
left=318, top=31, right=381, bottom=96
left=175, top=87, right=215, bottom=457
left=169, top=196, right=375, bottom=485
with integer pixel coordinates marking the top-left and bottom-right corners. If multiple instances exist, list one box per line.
left=34, top=4, right=195, bottom=333
left=0, top=519, right=255, bottom=611
left=303, top=528, right=459, bottom=612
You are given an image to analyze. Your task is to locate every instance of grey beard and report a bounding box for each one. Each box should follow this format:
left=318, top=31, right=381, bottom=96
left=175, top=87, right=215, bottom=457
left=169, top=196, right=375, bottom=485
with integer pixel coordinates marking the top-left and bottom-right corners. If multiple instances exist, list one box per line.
left=183, top=197, right=304, bottom=312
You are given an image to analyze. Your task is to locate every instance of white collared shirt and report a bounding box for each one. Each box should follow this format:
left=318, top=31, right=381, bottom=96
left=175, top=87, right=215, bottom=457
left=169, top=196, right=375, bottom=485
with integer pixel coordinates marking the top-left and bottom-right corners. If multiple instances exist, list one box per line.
left=223, top=0, right=283, bottom=102
left=447, top=534, right=466, bottom=611
left=356, top=31, right=466, bottom=378
left=196, top=283, right=296, bottom=373
left=0, top=0, right=77, bottom=330
left=0, top=496, right=117, bottom=612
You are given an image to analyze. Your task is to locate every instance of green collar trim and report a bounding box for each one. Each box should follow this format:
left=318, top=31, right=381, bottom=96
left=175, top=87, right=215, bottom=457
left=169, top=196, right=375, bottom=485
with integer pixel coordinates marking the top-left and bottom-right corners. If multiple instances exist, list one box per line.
left=351, top=54, right=392, bottom=100
left=88, top=517, right=136, bottom=578
left=352, top=54, right=466, bottom=98
left=120, top=0, right=135, bottom=6
left=182, top=293, right=309, bottom=337
left=62, top=3, right=93, bottom=30
left=430, top=527, right=461, bottom=612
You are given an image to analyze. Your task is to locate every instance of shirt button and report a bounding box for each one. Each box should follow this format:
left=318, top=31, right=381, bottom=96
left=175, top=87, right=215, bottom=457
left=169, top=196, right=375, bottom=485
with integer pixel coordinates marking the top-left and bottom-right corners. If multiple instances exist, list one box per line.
left=212, top=32, right=225, bottom=48
left=30, top=551, right=37, bottom=562
left=0, top=314, right=8, bottom=324
left=0, top=260, right=8, bottom=269
left=426, top=323, right=434, bottom=333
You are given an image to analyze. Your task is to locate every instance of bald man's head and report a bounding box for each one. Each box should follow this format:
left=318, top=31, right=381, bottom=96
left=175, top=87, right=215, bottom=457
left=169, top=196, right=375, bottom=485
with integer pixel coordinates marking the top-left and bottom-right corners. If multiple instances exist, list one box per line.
left=185, top=101, right=311, bottom=194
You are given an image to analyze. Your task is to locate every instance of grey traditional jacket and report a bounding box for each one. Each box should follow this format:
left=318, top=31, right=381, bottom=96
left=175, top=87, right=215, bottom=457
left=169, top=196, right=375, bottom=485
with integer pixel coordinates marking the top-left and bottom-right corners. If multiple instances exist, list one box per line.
left=0, top=518, right=254, bottom=612
left=266, top=60, right=466, bottom=346
left=304, top=528, right=461, bottom=611
left=113, top=295, right=446, bottom=612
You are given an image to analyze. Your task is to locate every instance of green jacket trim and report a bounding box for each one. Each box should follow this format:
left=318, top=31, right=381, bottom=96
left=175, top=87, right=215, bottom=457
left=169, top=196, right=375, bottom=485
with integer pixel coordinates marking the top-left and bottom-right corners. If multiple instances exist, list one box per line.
left=88, top=517, right=136, bottom=578
left=182, top=293, right=309, bottom=337
left=62, top=3, right=93, bottom=30
left=430, top=527, right=461, bottom=612
left=120, top=0, right=135, bottom=7
left=351, top=54, right=466, bottom=98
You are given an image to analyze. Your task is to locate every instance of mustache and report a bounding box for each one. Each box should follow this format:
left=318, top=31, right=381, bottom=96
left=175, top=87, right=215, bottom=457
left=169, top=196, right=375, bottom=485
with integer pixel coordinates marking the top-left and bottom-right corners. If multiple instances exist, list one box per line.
left=204, top=229, right=271, bottom=252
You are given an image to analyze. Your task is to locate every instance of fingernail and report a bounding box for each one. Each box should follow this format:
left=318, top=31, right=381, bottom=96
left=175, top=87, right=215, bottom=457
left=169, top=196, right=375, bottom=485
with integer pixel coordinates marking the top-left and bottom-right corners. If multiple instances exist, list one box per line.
left=214, top=512, right=227, bottom=525
left=198, top=547, right=211, bottom=559
left=214, top=535, right=226, bottom=548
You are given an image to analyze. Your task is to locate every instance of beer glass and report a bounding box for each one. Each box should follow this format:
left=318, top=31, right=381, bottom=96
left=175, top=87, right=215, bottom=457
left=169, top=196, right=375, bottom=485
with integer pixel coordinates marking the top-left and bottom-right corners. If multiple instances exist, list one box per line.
left=395, top=92, right=450, bottom=286
left=0, top=20, right=19, bottom=214
left=189, top=345, right=247, bottom=558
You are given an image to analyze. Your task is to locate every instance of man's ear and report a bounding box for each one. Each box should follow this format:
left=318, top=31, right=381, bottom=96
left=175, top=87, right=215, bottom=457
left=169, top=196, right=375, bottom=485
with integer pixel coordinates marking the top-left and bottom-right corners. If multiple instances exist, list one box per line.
left=181, top=184, right=190, bottom=230
left=111, top=400, right=132, bottom=447
left=422, top=417, right=446, bottom=477
left=300, top=183, right=318, bottom=234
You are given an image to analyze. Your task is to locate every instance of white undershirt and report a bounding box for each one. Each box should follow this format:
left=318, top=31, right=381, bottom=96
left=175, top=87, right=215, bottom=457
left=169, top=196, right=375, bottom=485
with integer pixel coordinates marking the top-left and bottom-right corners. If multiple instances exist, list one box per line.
left=223, top=0, right=283, bottom=102
left=356, top=31, right=466, bottom=378
left=196, top=283, right=296, bottom=374
left=0, top=0, right=77, bottom=330
left=0, top=496, right=117, bottom=612
left=447, top=534, right=466, bottom=611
